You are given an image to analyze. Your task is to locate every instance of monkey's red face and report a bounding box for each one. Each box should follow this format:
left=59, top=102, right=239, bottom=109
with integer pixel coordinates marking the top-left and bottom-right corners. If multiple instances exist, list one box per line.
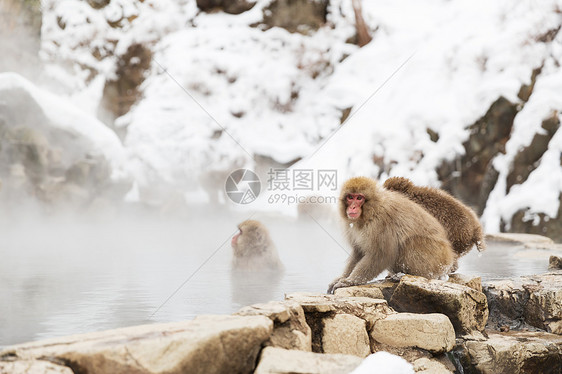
left=231, top=228, right=241, bottom=247
left=346, top=193, right=365, bottom=220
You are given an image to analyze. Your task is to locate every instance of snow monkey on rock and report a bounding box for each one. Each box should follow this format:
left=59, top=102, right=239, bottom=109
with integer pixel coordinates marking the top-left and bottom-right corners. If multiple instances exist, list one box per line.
left=327, top=177, right=455, bottom=294
left=231, top=219, right=284, bottom=271
left=383, top=177, right=485, bottom=272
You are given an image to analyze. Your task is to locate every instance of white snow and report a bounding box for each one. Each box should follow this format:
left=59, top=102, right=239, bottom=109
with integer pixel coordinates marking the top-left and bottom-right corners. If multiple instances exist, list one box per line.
left=350, top=351, right=414, bottom=374
left=30, top=0, right=562, bottom=228
left=0, top=72, right=128, bottom=180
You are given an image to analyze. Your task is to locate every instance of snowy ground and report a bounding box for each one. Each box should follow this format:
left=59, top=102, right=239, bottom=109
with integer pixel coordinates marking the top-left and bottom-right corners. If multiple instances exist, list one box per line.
left=28, top=0, right=562, bottom=230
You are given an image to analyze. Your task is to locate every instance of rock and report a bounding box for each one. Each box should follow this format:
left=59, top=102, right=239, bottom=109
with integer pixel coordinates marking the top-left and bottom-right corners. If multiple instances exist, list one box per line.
left=99, top=43, right=152, bottom=128
left=87, top=0, right=110, bottom=9
left=508, top=194, right=562, bottom=243
left=370, top=343, right=431, bottom=364
left=537, top=25, right=562, bottom=43
left=390, top=275, right=488, bottom=335
left=196, top=0, right=256, bottom=14
left=258, top=0, right=329, bottom=34
left=0, top=359, right=73, bottom=374
left=2, top=315, right=273, bottom=374
left=0, top=73, right=130, bottom=209
left=65, top=156, right=111, bottom=188
left=448, top=273, right=482, bottom=292
left=517, top=66, right=542, bottom=102
left=549, top=255, right=562, bottom=270
left=349, top=279, right=401, bottom=302
left=254, top=346, right=363, bottom=374
left=38, top=181, right=90, bottom=207
left=235, top=300, right=312, bottom=351
left=412, top=357, right=454, bottom=374
left=285, top=292, right=393, bottom=327
left=484, top=272, right=562, bottom=334
left=371, top=313, right=455, bottom=355
left=1, top=163, right=32, bottom=202
left=322, top=314, right=370, bottom=357
left=458, top=330, right=562, bottom=374
left=438, top=96, right=518, bottom=213
left=334, top=284, right=385, bottom=299
left=3, top=126, right=49, bottom=183
left=506, top=111, right=559, bottom=193
left=286, top=292, right=393, bottom=354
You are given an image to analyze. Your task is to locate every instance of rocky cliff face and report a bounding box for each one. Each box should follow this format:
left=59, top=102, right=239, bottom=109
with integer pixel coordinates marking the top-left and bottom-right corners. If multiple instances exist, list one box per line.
left=438, top=63, right=562, bottom=241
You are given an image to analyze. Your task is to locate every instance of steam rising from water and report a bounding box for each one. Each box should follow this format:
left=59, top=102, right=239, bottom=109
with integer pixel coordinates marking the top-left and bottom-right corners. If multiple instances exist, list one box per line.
left=1, top=0, right=558, bottom=353
left=1, top=204, right=558, bottom=348
left=0, top=206, right=347, bottom=347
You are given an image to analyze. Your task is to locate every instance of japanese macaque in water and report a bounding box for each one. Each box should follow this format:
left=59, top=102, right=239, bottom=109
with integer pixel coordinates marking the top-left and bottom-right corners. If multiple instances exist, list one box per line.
left=328, top=177, right=454, bottom=293
left=230, top=219, right=284, bottom=307
left=383, top=177, right=485, bottom=271
left=231, top=219, right=284, bottom=271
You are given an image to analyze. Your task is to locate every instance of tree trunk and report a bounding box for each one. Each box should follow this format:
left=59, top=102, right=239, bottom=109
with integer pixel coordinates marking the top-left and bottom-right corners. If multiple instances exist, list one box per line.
left=352, top=0, right=372, bottom=47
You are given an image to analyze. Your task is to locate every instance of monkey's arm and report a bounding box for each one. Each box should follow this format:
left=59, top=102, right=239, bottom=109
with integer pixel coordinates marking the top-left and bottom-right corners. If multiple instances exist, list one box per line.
left=341, top=246, right=363, bottom=278
left=348, top=253, right=386, bottom=283
left=332, top=249, right=391, bottom=292
left=327, top=248, right=363, bottom=294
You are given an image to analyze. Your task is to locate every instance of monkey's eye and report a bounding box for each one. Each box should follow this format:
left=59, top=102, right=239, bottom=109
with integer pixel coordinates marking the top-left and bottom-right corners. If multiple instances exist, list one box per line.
left=346, top=194, right=354, bottom=200
left=356, top=195, right=363, bottom=201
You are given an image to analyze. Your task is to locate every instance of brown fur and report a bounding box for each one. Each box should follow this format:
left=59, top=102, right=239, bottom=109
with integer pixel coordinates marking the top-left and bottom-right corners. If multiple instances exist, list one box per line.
left=383, top=177, right=485, bottom=268
left=328, top=177, right=455, bottom=293
left=231, top=220, right=284, bottom=271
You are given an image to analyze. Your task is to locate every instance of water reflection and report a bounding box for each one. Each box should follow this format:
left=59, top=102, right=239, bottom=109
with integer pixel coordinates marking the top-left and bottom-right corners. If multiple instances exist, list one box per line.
left=231, top=270, right=284, bottom=309
left=454, top=240, right=556, bottom=281
left=0, top=213, right=558, bottom=347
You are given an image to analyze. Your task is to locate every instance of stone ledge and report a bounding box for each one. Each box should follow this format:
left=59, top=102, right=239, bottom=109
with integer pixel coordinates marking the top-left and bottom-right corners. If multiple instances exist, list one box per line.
left=459, top=330, right=562, bottom=373
left=390, top=275, right=489, bottom=335
left=2, top=315, right=273, bottom=374
left=484, top=271, right=562, bottom=334
left=254, top=346, right=363, bottom=374
left=371, top=313, right=455, bottom=354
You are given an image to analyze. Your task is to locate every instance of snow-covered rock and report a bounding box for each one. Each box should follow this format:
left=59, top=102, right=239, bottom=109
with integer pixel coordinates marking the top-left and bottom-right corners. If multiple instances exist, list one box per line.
left=0, top=72, right=130, bottom=209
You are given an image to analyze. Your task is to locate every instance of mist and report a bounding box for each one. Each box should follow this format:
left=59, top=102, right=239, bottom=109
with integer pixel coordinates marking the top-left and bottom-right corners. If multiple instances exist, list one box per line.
left=0, top=205, right=350, bottom=347
left=0, top=0, right=42, bottom=81
left=1, top=0, right=560, bottom=352
left=2, top=200, right=558, bottom=348
left=0, top=5, right=344, bottom=346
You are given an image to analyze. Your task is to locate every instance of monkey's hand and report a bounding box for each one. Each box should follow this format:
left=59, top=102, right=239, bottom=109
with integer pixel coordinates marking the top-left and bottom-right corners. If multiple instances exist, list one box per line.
left=330, top=278, right=358, bottom=293
left=327, top=276, right=344, bottom=294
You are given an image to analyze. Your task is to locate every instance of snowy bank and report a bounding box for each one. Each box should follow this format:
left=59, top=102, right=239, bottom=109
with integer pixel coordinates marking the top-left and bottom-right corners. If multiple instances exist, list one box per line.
left=4, top=0, right=559, bottom=235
